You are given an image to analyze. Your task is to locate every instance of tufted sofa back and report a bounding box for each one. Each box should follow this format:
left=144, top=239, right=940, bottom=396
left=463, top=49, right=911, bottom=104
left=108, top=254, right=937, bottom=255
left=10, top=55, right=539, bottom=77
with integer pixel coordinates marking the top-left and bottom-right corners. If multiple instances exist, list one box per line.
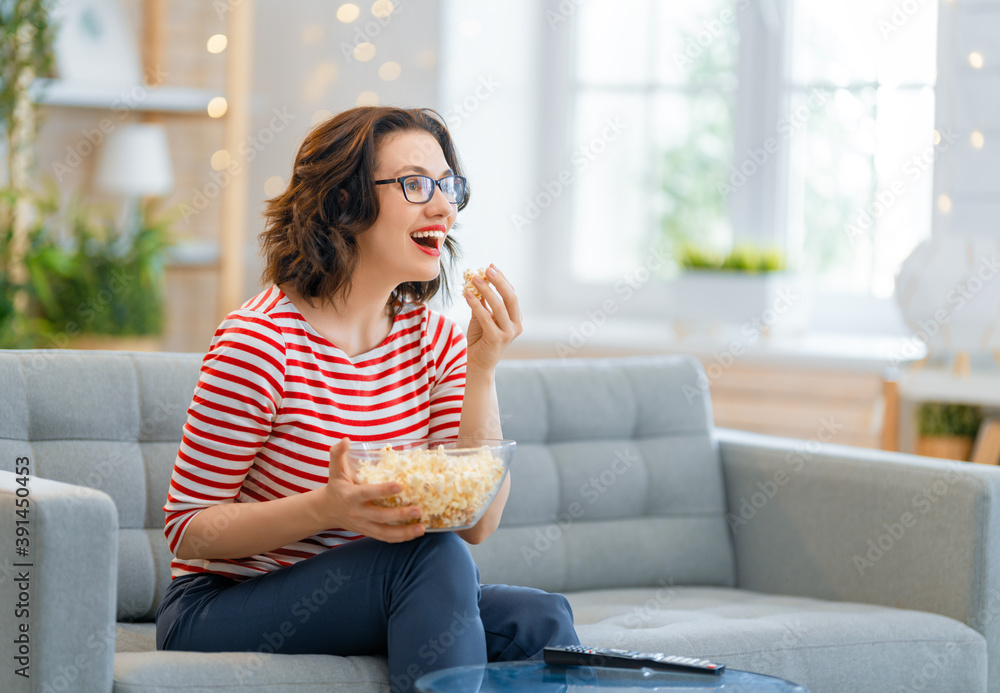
left=0, top=350, right=735, bottom=623
left=471, top=356, right=735, bottom=592
left=0, top=350, right=200, bottom=622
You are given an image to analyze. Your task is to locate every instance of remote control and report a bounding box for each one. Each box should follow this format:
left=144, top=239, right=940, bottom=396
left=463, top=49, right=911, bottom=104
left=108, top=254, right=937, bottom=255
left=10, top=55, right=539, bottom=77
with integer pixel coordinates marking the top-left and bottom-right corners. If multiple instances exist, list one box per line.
left=544, top=645, right=725, bottom=675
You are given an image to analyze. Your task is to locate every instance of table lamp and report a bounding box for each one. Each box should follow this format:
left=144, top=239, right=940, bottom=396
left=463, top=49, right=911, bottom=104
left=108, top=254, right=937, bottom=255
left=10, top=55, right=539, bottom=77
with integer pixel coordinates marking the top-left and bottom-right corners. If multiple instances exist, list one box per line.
left=95, top=122, right=174, bottom=254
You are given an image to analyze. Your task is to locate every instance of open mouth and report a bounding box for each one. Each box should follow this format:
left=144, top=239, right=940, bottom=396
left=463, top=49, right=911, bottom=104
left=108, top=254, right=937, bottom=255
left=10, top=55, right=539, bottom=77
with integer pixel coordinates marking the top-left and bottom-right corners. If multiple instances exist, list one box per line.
left=410, top=230, right=444, bottom=252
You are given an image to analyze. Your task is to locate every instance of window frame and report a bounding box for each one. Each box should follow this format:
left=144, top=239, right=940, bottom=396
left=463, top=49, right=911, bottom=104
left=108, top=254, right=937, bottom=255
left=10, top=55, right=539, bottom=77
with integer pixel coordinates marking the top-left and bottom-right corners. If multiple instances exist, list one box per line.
left=534, top=0, right=921, bottom=335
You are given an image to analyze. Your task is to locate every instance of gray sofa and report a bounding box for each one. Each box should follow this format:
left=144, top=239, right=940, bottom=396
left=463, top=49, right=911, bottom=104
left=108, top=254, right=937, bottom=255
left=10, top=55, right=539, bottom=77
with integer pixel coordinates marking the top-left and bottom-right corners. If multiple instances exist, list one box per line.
left=0, top=349, right=997, bottom=693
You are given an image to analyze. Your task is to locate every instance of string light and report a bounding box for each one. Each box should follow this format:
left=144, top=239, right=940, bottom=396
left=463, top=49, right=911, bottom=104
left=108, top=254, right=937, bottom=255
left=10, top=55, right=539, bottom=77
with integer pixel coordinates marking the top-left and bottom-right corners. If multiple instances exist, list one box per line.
left=207, top=97, right=228, bottom=118
left=379, top=62, right=401, bottom=81
left=206, top=34, right=227, bottom=53
left=211, top=150, right=230, bottom=171
left=353, top=42, right=376, bottom=62
left=337, top=4, right=360, bottom=22
left=371, top=1, right=394, bottom=18
left=264, top=176, right=285, bottom=197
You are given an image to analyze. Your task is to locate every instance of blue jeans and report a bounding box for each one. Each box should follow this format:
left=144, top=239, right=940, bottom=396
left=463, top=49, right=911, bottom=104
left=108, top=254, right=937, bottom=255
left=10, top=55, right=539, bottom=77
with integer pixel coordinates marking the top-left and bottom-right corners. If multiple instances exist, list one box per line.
left=156, top=533, right=580, bottom=692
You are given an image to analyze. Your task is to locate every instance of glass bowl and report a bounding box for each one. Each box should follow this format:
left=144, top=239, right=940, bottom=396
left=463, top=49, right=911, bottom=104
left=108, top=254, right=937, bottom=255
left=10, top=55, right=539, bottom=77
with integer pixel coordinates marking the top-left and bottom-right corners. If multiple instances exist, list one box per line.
left=347, top=438, right=515, bottom=531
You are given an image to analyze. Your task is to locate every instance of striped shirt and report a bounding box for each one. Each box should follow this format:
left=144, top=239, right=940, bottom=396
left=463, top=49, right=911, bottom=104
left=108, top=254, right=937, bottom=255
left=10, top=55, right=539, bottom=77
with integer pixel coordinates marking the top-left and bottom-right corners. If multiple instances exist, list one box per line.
left=163, top=286, right=468, bottom=580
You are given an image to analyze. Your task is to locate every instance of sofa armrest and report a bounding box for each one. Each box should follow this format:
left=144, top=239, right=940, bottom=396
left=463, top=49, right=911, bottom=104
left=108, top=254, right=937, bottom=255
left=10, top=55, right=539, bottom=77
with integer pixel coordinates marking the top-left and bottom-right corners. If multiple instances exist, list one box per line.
left=0, top=470, right=118, bottom=693
left=716, top=427, right=1000, bottom=679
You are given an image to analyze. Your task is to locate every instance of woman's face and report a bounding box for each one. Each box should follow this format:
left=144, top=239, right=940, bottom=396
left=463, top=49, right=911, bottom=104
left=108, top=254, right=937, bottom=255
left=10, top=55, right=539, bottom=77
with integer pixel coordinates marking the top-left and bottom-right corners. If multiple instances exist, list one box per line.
left=357, top=130, right=458, bottom=286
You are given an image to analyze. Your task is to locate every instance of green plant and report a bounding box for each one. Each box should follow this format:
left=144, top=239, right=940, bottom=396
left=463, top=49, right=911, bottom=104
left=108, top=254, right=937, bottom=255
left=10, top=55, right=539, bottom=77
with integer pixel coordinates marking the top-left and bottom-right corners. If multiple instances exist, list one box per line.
left=1, top=186, right=173, bottom=347
left=657, top=0, right=736, bottom=262
left=0, top=266, right=52, bottom=347
left=917, top=402, right=983, bottom=439
left=39, top=210, right=170, bottom=336
left=678, top=242, right=787, bottom=273
left=2, top=0, right=58, bottom=330
left=1, top=0, right=57, bottom=178
left=0, top=184, right=56, bottom=346
left=676, top=242, right=724, bottom=270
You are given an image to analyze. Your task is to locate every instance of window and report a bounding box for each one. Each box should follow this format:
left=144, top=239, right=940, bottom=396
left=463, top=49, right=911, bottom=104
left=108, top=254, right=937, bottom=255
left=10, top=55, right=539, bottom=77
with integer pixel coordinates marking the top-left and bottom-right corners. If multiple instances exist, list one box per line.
left=567, top=0, right=739, bottom=283
left=786, top=0, right=938, bottom=298
left=555, top=0, right=938, bottom=305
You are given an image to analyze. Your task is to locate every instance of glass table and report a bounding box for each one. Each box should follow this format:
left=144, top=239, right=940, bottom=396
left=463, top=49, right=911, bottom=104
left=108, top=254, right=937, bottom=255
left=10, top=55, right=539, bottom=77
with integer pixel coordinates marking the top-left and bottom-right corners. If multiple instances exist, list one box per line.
left=415, top=661, right=810, bottom=692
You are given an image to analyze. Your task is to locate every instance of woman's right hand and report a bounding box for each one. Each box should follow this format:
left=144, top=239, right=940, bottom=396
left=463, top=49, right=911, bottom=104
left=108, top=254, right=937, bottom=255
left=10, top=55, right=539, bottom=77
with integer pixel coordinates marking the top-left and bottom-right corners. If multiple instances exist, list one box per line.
left=313, top=438, right=426, bottom=543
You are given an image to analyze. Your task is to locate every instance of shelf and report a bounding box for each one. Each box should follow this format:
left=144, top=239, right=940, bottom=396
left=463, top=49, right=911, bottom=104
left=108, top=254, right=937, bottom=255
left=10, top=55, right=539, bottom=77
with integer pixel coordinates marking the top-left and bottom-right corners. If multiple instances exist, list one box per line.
left=30, top=79, right=220, bottom=114
left=166, top=240, right=220, bottom=268
left=898, top=368, right=1000, bottom=408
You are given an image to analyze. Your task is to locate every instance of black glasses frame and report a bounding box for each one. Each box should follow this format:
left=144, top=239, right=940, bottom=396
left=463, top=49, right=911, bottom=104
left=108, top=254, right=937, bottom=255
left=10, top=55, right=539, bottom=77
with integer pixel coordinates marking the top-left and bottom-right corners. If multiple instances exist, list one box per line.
left=374, top=174, right=467, bottom=204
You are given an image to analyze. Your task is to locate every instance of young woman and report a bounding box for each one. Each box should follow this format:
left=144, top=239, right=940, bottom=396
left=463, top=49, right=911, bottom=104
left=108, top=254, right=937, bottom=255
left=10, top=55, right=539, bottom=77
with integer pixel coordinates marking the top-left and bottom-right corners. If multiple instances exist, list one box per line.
left=154, top=106, right=579, bottom=691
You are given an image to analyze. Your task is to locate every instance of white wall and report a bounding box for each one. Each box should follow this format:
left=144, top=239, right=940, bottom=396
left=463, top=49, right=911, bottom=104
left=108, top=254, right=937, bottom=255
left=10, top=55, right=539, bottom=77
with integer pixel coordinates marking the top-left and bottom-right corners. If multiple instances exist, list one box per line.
left=933, top=0, right=1000, bottom=238
left=245, top=0, right=546, bottom=331
left=243, top=0, right=443, bottom=299
left=434, top=0, right=544, bottom=326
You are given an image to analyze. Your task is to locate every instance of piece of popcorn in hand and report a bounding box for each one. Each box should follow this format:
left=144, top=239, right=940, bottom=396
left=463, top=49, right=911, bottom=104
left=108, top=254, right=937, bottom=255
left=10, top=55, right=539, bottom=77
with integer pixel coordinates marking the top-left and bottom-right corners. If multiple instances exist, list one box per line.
left=463, top=268, right=489, bottom=300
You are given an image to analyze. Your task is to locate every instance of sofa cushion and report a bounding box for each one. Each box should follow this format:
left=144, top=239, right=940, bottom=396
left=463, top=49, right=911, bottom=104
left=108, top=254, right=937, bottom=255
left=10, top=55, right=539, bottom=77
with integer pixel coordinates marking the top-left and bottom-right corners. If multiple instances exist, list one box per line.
left=472, top=517, right=735, bottom=594
left=477, top=356, right=735, bottom=593
left=17, top=351, right=142, bottom=441
left=568, top=586, right=988, bottom=693
left=117, top=623, right=158, bottom=654
left=114, top=651, right=390, bottom=693
left=0, top=351, right=201, bottom=623
left=114, top=586, right=986, bottom=693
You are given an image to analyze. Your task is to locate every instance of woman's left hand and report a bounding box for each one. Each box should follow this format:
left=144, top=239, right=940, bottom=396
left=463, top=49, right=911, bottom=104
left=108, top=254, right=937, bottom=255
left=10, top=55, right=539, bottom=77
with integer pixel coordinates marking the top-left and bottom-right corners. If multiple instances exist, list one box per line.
left=464, top=264, right=523, bottom=373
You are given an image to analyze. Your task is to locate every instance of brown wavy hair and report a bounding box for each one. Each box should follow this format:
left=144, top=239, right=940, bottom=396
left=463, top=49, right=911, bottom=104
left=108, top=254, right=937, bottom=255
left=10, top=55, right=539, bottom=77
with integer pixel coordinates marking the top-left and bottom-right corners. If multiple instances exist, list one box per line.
left=258, top=106, right=468, bottom=315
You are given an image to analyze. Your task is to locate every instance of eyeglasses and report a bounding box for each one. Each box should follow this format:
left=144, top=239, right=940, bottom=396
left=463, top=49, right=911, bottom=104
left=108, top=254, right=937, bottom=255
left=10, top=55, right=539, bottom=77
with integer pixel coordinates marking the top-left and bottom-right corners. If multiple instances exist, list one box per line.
left=374, top=174, right=467, bottom=205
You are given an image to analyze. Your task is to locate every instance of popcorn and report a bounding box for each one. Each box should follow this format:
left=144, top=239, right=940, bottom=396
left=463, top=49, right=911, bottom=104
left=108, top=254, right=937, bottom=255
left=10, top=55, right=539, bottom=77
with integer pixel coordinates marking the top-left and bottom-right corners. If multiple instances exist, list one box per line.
left=355, top=444, right=506, bottom=529
left=463, top=268, right=488, bottom=300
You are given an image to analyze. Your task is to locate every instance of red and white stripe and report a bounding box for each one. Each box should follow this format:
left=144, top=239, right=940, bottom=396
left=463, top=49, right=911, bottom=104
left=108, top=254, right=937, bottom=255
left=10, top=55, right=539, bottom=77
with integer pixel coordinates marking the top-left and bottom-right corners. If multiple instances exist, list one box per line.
left=164, top=286, right=467, bottom=580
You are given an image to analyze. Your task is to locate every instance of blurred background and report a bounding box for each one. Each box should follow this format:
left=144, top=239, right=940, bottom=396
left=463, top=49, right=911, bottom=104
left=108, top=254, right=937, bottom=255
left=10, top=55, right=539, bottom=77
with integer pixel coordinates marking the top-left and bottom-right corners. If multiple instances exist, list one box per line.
left=2, top=0, right=999, bottom=459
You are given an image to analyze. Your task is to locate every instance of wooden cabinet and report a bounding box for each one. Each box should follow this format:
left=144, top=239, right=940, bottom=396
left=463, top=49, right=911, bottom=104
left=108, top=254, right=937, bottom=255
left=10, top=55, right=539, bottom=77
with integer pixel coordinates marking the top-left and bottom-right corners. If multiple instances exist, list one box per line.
left=892, top=367, right=1000, bottom=456
left=704, top=363, right=883, bottom=448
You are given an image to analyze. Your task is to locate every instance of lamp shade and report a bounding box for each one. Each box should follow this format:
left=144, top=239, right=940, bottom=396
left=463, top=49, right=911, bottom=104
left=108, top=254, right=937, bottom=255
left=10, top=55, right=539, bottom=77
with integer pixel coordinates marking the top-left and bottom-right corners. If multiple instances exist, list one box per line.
left=95, top=123, right=174, bottom=196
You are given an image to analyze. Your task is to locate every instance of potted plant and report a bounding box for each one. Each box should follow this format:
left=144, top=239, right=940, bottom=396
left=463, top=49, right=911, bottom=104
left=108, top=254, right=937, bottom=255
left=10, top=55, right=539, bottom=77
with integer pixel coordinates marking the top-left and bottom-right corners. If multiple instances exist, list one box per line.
left=1, top=4, right=174, bottom=351
left=1, top=185, right=60, bottom=347
left=0, top=186, right=172, bottom=350
left=1, top=0, right=56, bottom=327
left=916, top=402, right=983, bottom=461
left=35, top=198, right=171, bottom=350
left=669, top=242, right=812, bottom=335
